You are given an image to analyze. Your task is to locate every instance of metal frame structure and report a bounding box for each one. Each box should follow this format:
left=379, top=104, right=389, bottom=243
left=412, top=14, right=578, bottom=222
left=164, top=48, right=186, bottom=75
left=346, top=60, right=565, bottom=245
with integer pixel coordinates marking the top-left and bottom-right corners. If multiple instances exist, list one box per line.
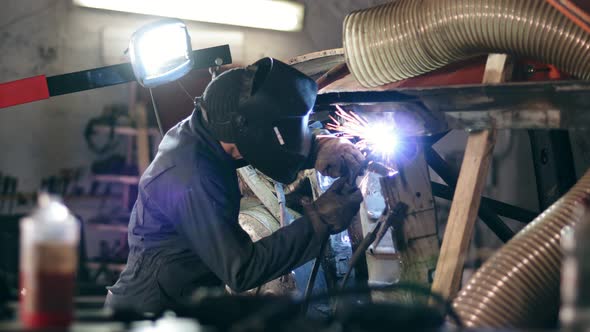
left=291, top=50, right=588, bottom=303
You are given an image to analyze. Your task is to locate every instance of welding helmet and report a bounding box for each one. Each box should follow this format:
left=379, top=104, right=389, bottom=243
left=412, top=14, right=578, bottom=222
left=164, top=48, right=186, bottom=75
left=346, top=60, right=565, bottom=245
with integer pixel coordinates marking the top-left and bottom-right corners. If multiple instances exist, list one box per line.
left=200, top=57, right=318, bottom=183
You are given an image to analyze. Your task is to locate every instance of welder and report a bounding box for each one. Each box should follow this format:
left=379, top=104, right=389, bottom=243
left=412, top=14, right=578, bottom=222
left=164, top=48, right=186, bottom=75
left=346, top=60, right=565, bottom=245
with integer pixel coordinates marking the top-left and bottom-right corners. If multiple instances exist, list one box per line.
left=104, top=57, right=364, bottom=313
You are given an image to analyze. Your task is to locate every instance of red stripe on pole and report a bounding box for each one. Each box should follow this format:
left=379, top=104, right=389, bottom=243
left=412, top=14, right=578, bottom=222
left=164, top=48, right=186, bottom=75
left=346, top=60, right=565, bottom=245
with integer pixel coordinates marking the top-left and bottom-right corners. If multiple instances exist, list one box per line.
left=0, top=75, right=50, bottom=109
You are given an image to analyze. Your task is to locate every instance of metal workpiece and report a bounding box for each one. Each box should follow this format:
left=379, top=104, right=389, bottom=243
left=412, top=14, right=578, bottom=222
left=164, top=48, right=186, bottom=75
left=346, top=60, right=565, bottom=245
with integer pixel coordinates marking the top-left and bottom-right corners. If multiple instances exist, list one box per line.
left=340, top=171, right=408, bottom=290
left=345, top=203, right=407, bottom=283
left=288, top=48, right=345, bottom=80
left=352, top=147, right=439, bottom=295
left=368, top=204, right=407, bottom=256
left=315, top=80, right=590, bottom=130
left=377, top=176, right=407, bottom=252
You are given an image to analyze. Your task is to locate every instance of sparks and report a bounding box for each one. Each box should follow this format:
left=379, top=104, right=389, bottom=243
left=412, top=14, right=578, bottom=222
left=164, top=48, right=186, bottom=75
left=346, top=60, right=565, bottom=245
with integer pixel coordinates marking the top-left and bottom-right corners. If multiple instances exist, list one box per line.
left=325, top=106, right=399, bottom=157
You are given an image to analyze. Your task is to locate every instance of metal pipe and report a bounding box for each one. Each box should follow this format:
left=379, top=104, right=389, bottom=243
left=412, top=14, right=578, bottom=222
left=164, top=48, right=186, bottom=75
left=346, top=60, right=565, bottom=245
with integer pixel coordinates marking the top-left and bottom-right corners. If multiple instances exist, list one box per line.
left=344, top=0, right=590, bottom=87
left=431, top=182, right=538, bottom=224
left=453, top=169, right=590, bottom=328
left=424, top=146, right=515, bottom=242
left=477, top=204, right=514, bottom=243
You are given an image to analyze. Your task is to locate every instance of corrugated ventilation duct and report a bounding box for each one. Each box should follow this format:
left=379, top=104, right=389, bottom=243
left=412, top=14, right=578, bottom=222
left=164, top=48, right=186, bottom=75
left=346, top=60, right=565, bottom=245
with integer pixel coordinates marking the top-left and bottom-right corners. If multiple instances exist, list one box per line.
left=452, top=170, right=590, bottom=327
left=343, top=0, right=590, bottom=87
left=343, top=1, right=590, bottom=327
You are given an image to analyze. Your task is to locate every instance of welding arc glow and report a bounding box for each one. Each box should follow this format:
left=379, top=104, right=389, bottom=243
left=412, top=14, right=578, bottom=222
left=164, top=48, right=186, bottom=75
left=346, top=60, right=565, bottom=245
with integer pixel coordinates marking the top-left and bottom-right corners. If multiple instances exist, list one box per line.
left=363, top=123, right=398, bottom=156
left=326, top=106, right=399, bottom=157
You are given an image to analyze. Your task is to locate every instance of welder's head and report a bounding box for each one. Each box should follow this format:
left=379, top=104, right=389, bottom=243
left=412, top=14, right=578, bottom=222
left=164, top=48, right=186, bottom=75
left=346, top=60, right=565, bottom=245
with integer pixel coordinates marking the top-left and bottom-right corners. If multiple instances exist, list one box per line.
left=200, top=68, right=244, bottom=143
left=199, top=57, right=318, bottom=184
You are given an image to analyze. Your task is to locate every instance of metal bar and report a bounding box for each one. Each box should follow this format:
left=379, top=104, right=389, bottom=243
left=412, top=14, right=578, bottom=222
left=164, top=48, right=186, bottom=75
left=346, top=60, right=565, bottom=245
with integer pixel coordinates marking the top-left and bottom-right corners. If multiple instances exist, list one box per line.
left=301, top=197, right=331, bottom=307
left=316, top=90, right=418, bottom=107
left=528, top=130, right=577, bottom=210
left=191, top=45, right=232, bottom=70
left=424, top=146, right=515, bottom=242
left=0, top=75, right=49, bottom=108
left=47, top=63, right=135, bottom=96
left=316, top=80, right=590, bottom=109
left=303, top=234, right=329, bottom=313
left=477, top=204, right=514, bottom=242
left=431, top=182, right=538, bottom=223
left=314, top=80, right=590, bottom=130
left=46, top=45, right=232, bottom=97
left=424, top=145, right=458, bottom=184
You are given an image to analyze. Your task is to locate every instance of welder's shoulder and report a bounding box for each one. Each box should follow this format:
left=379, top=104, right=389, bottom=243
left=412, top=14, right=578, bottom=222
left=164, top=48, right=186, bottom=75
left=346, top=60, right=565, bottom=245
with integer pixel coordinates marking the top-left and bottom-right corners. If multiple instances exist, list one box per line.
left=137, top=150, right=224, bottom=219
left=141, top=142, right=223, bottom=195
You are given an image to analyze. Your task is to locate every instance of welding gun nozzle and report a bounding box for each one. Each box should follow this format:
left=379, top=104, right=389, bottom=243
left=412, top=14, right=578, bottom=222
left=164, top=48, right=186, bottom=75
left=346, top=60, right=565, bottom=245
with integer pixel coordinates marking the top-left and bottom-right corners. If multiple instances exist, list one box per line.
left=366, top=161, right=397, bottom=177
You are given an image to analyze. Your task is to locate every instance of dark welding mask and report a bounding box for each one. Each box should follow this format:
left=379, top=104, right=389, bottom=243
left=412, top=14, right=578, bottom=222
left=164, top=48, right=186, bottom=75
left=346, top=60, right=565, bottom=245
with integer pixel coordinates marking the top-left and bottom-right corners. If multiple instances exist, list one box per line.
left=230, top=58, right=317, bottom=184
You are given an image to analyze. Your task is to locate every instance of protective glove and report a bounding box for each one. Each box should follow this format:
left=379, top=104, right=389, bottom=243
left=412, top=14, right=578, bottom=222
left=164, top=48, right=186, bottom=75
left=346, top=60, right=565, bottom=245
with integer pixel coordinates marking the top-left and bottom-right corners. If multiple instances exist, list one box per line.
left=314, top=136, right=364, bottom=178
left=304, top=176, right=363, bottom=235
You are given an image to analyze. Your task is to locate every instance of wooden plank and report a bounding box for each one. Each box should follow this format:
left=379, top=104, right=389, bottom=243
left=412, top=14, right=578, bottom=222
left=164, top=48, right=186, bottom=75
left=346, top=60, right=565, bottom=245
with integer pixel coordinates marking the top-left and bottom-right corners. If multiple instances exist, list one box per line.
left=135, top=103, right=151, bottom=175
left=400, top=236, right=439, bottom=284
left=93, top=125, right=160, bottom=137
left=392, top=150, right=438, bottom=240
left=431, top=54, right=507, bottom=300
left=481, top=54, right=510, bottom=83
left=93, top=174, right=139, bottom=185
left=390, top=148, right=439, bottom=291
left=431, top=129, right=497, bottom=299
left=379, top=150, right=439, bottom=303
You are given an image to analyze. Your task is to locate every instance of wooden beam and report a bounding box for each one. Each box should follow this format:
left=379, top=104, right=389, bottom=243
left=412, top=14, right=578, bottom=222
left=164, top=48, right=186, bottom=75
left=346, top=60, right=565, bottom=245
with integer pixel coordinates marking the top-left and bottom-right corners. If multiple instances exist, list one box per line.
left=431, top=54, right=508, bottom=300
left=430, top=129, right=497, bottom=299
left=481, top=54, right=509, bottom=83
left=392, top=150, right=439, bottom=289
left=135, top=102, right=151, bottom=175
left=360, top=147, right=440, bottom=303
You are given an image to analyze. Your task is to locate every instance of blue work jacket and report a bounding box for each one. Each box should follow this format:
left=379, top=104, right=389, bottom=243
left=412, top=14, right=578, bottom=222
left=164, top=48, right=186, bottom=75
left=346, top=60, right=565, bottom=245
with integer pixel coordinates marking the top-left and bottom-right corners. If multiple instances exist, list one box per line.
left=105, top=109, right=323, bottom=313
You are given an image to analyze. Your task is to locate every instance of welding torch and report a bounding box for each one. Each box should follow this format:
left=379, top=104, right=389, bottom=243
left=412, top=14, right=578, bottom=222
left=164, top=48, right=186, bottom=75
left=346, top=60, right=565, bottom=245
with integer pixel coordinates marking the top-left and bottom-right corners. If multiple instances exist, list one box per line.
left=302, top=158, right=396, bottom=306
left=302, top=162, right=366, bottom=303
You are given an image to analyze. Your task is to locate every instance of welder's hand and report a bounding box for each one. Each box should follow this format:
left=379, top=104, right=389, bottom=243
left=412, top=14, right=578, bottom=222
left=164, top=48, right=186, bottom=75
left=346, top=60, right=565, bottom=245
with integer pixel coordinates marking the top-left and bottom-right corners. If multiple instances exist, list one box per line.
left=314, top=136, right=364, bottom=178
left=306, top=177, right=363, bottom=235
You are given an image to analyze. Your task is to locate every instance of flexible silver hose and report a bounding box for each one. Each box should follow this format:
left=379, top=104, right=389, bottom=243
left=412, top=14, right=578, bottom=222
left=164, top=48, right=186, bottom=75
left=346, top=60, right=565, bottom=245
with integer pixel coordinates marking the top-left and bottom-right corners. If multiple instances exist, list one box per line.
left=453, top=170, right=590, bottom=327
left=344, top=0, right=590, bottom=87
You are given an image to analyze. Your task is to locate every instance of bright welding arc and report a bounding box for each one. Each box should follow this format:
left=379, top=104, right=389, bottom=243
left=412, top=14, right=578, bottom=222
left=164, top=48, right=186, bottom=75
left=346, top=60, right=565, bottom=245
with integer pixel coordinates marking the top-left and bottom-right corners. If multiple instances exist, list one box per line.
left=326, top=106, right=399, bottom=157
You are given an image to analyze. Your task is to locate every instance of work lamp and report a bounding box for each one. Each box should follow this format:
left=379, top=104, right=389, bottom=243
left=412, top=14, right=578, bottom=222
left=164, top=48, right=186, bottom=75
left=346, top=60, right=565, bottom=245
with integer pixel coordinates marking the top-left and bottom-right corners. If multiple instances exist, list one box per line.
left=128, top=19, right=193, bottom=88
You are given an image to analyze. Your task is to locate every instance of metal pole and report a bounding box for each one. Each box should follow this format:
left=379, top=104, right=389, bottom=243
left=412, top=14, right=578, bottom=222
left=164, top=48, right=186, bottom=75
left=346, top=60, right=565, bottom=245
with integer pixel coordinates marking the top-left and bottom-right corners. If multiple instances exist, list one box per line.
left=424, top=146, right=515, bottom=242
left=430, top=182, right=538, bottom=223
